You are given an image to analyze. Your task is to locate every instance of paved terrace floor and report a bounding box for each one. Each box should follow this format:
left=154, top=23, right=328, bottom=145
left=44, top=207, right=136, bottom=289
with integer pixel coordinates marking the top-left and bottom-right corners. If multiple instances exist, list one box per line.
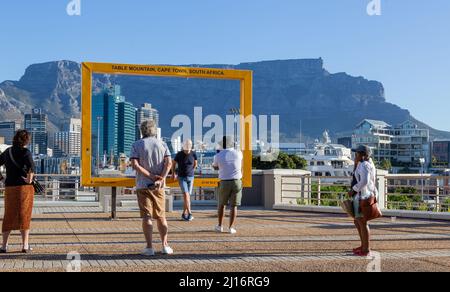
left=0, top=207, right=450, bottom=272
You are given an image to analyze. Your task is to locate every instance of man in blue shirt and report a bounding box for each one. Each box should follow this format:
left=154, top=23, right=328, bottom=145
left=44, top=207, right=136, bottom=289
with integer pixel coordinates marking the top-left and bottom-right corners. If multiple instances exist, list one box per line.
left=172, top=139, right=198, bottom=222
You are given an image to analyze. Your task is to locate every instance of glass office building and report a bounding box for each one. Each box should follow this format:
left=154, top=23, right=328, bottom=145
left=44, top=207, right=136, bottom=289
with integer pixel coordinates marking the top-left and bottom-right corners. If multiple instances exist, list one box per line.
left=432, top=140, right=450, bottom=169
left=92, top=85, right=136, bottom=166
left=135, top=103, right=159, bottom=139
left=0, top=121, right=21, bottom=145
left=117, top=101, right=137, bottom=156
left=24, top=109, right=48, bottom=155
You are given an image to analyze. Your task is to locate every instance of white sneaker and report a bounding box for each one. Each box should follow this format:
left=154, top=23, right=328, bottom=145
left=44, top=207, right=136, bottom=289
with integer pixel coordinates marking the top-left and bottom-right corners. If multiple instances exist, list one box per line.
left=141, top=248, right=155, bottom=256
left=162, top=246, right=174, bottom=255
left=215, top=225, right=224, bottom=233
left=229, top=227, right=237, bottom=234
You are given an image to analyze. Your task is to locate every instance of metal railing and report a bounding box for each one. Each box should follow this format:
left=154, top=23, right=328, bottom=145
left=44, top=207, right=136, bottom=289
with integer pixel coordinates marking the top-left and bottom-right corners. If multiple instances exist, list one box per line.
left=120, top=186, right=217, bottom=203
left=0, top=174, right=97, bottom=202
left=1, top=174, right=217, bottom=204
left=3, top=172, right=448, bottom=213
left=384, top=175, right=450, bottom=212
left=279, top=174, right=450, bottom=213
left=281, top=175, right=352, bottom=207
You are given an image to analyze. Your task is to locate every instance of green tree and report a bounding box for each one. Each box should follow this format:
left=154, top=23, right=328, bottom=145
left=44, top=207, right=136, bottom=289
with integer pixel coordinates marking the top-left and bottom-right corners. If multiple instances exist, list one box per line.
left=310, top=184, right=347, bottom=206
left=291, top=155, right=308, bottom=169
left=378, top=159, right=392, bottom=171
left=387, top=187, right=422, bottom=210
left=432, top=156, right=438, bottom=165
left=398, top=167, right=415, bottom=174
left=252, top=152, right=307, bottom=170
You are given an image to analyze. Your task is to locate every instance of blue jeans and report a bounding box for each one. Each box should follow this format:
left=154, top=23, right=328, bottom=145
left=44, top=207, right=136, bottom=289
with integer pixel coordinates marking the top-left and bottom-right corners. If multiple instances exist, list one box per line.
left=178, top=176, right=194, bottom=194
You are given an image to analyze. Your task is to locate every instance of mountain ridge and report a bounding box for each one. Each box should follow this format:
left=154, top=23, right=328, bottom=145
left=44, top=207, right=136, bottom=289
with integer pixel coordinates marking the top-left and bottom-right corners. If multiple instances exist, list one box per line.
left=1, top=59, right=449, bottom=142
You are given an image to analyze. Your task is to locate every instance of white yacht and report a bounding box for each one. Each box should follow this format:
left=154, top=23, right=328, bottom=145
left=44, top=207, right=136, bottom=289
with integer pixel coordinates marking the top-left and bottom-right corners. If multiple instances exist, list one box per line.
left=302, top=131, right=354, bottom=180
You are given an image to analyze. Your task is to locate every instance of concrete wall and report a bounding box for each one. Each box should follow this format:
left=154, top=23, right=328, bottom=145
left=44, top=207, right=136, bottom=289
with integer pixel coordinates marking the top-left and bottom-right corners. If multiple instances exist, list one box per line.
left=261, top=169, right=311, bottom=209
left=242, top=169, right=311, bottom=208
left=242, top=170, right=264, bottom=206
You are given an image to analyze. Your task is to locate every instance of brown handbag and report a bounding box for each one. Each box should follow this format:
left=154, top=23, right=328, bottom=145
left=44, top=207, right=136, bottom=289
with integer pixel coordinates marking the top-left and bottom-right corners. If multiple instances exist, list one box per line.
left=360, top=196, right=382, bottom=221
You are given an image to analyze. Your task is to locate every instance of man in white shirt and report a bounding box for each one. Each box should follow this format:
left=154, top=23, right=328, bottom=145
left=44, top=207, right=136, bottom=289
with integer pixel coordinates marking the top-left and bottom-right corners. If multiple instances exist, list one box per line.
left=212, top=136, right=243, bottom=234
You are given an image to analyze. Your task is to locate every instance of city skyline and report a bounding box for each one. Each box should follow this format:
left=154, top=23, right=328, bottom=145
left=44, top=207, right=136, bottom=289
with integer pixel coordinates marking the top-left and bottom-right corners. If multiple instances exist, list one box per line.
left=1, top=1, right=450, bottom=131
left=2, top=2, right=450, bottom=274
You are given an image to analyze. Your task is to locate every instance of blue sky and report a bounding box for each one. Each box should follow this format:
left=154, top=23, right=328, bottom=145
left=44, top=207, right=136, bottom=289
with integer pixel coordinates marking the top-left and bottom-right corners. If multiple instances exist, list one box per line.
left=1, top=0, right=449, bottom=131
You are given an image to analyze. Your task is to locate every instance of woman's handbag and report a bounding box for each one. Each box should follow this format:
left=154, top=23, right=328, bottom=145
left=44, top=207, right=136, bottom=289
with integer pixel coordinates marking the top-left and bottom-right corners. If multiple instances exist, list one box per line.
left=32, top=179, right=45, bottom=194
left=8, top=148, right=45, bottom=194
left=341, top=173, right=358, bottom=219
left=340, top=199, right=355, bottom=218
left=360, top=196, right=382, bottom=221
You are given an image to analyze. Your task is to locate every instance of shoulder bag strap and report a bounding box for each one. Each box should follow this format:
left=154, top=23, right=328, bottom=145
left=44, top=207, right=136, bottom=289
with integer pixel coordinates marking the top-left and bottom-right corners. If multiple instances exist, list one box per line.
left=8, top=148, right=27, bottom=176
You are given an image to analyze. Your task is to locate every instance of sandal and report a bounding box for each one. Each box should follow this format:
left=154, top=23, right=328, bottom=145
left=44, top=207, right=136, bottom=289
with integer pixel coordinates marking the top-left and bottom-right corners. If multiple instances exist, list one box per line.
left=0, top=247, right=7, bottom=254
left=352, top=246, right=362, bottom=253
left=354, top=250, right=371, bottom=257
left=22, top=246, right=33, bottom=254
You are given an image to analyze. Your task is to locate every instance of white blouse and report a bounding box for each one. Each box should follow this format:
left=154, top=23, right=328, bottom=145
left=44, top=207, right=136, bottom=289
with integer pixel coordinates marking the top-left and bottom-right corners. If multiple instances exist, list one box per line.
left=352, top=159, right=378, bottom=200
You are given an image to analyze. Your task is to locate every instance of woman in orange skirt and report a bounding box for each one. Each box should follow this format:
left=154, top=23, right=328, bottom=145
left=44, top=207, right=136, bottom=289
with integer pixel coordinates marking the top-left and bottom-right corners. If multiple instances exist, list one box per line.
left=0, top=130, right=35, bottom=253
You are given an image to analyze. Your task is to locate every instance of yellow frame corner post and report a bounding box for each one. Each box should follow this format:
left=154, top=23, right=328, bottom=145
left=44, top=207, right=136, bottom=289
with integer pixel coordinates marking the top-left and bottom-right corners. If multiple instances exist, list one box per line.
left=81, top=62, right=253, bottom=188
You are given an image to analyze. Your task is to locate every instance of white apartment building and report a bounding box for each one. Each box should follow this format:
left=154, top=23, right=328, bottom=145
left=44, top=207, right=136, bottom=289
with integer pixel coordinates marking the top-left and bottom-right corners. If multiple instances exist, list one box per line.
left=352, top=119, right=430, bottom=168
left=53, top=118, right=81, bottom=157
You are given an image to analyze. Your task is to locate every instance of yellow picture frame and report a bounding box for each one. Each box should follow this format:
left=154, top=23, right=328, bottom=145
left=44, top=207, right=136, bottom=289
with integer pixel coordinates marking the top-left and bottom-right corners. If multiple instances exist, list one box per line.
left=81, top=62, right=253, bottom=188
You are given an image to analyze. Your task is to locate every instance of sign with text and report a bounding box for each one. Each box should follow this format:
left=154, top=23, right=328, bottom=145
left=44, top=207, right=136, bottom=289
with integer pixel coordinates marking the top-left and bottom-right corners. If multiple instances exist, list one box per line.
left=81, top=62, right=253, bottom=188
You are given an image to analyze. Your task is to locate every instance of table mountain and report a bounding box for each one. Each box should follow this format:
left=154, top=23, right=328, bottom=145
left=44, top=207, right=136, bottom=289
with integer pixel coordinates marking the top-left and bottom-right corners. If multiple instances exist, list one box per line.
left=1, top=59, right=449, bottom=141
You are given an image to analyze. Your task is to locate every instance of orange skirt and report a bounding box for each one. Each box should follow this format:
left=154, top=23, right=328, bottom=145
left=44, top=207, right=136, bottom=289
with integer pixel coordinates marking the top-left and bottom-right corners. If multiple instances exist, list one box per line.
left=2, top=185, right=35, bottom=232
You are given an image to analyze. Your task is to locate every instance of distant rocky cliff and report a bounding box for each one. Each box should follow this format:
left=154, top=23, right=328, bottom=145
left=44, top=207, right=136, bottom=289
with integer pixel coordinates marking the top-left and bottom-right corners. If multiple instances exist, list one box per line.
left=1, top=59, right=449, bottom=141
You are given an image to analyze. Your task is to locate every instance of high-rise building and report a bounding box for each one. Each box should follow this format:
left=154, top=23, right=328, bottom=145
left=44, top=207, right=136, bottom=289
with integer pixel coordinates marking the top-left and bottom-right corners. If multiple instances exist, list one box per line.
left=92, top=85, right=136, bottom=164
left=171, top=136, right=182, bottom=154
left=93, top=86, right=119, bottom=160
left=135, top=103, right=159, bottom=139
left=337, top=137, right=352, bottom=149
left=53, top=118, right=82, bottom=158
left=24, top=109, right=48, bottom=155
left=352, top=119, right=430, bottom=168
left=117, top=101, right=136, bottom=156
left=432, top=140, right=450, bottom=169
left=63, top=118, right=82, bottom=133
left=391, top=120, right=430, bottom=167
left=0, top=121, right=21, bottom=145
left=352, top=119, right=393, bottom=163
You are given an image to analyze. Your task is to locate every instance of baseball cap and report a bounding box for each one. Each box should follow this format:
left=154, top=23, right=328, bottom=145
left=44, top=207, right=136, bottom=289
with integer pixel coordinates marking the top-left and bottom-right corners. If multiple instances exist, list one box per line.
left=351, top=145, right=372, bottom=157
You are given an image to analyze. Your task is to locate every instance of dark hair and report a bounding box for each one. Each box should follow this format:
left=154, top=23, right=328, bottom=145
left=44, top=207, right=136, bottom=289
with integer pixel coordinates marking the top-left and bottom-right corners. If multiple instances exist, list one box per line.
left=221, top=136, right=234, bottom=149
left=13, top=130, right=31, bottom=148
left=359, top=152, right=370, bottom=162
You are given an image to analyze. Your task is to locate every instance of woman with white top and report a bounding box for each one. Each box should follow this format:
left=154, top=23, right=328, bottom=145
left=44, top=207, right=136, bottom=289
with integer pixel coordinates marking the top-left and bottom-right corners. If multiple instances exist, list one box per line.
left=349, top=145, right=378, bottom=256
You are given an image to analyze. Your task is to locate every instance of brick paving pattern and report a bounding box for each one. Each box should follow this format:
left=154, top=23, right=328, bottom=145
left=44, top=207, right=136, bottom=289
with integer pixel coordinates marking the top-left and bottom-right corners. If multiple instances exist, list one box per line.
left=0, top=207, right=449, bottom=272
